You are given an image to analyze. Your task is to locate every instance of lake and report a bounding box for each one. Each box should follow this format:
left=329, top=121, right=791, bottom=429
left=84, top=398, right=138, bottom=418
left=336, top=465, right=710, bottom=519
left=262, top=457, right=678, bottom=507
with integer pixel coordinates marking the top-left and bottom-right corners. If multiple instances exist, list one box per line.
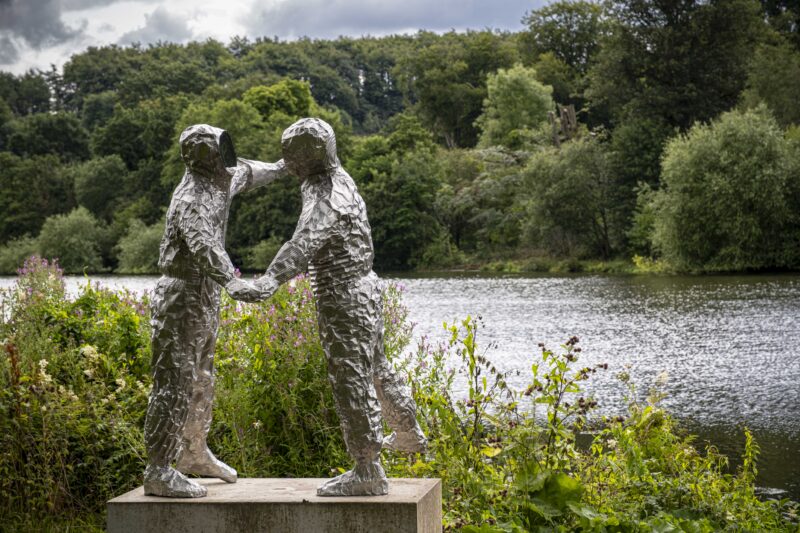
left=2, top=272, right=799, bottom=497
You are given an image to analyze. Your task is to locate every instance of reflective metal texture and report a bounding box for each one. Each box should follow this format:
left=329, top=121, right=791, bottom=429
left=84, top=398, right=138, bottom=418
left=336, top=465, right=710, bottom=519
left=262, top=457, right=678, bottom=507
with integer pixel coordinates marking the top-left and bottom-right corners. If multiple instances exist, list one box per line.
left=256, top=118, right=427, bottom=497
left=144, top=124, right=285, bottom=498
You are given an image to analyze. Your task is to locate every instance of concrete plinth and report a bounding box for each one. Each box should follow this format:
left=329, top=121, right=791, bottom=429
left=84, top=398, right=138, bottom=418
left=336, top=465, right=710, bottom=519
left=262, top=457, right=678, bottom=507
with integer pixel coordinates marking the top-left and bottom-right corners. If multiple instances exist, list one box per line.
left=107, top=478, right=442, bottom=533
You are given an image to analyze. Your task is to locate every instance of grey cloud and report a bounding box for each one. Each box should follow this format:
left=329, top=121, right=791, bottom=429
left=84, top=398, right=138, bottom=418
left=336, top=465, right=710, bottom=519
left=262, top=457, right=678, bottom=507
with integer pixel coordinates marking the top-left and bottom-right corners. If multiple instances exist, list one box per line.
left=242, top=0, right=540, bottom=39
left=0, top=0, right=82, bottom=50
left=62, top=0, right=159, bottom=12
left=0, top=34, right=19, bottom=64
left=118, top=5, right=193, bottom=45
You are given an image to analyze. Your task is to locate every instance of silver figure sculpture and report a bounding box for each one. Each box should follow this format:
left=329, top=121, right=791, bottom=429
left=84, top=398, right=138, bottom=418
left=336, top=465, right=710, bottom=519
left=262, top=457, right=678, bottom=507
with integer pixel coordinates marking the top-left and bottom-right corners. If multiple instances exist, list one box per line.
left=144, top=124, right=285, bottom=498
left=255, top=118, right=427, bottom=497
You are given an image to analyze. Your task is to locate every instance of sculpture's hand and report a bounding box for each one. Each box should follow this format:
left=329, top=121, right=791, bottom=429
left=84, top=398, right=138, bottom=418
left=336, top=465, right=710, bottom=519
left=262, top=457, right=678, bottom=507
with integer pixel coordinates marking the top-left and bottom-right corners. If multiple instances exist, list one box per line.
left=224, top=278, right=264, bottom=303
left=254, top=274, right=279, bottom=300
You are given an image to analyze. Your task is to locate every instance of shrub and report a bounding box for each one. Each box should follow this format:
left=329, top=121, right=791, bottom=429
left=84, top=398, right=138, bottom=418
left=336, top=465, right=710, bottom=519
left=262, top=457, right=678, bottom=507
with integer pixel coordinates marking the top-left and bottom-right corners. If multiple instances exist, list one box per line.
left=652, top=106, right=800, bottom=271
left=115, top=219, right=163, bottom=274
left=0, top=236, right=37, bottom=274
left=37, top=207, right=109, bottom=273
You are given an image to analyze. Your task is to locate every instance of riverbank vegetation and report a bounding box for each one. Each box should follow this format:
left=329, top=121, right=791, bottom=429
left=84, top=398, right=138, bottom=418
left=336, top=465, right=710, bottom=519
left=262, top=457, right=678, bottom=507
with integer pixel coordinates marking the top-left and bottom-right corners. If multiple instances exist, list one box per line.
left=1, top=0, right=800, bottom=275
left=1, top=258, right=797, bottom=531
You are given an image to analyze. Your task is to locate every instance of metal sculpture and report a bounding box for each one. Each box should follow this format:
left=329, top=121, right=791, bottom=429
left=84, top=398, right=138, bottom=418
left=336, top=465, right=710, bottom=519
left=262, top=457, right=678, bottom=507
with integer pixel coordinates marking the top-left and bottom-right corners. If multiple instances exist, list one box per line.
left=255, top=118, right=427, bottom=497
left=143, top=124, right=285, bottom=498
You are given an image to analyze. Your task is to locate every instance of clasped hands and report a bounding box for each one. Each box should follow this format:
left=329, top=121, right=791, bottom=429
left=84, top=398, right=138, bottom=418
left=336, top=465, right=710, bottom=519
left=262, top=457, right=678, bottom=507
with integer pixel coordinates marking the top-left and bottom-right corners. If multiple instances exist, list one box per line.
left=224, top=275, right=279, bottom=303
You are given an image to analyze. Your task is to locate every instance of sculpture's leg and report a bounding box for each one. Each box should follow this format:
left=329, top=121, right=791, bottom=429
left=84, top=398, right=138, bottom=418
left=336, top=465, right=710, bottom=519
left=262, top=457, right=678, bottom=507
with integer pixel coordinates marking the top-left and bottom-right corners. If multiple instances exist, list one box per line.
left=359, top=273, right=426, bottom=453
left=316, top=288, right=387, bottom=497
left=373, top=326, right=428, bottom=454
left=175, top=279, right=237, bottom=483
left=144, top=277, right=207, bottom=498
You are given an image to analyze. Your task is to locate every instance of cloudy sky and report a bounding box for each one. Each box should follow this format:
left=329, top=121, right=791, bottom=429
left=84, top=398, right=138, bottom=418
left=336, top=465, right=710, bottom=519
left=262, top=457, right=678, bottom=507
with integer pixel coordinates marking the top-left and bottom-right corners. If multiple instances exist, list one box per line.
left=0, top=0, right=544, bottom=74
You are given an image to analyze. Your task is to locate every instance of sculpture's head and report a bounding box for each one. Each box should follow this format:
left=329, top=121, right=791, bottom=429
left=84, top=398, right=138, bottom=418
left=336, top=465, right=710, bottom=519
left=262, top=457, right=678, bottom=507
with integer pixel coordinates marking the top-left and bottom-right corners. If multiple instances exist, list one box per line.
left=179, top=124, right=237, bottom=184
left=280, top=118, right=340, bottom=179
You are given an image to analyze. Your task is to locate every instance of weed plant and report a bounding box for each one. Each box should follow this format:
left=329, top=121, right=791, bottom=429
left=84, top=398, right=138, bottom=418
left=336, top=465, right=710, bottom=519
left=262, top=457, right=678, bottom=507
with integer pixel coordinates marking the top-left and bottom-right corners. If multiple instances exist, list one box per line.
left=0, top=257, right=796, bottom=531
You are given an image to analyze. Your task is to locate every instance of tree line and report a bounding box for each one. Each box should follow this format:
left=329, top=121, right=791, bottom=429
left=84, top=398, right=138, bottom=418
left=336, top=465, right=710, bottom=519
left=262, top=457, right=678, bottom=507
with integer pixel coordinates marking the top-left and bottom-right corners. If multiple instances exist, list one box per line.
left=1, top=0, right=799, bottom=274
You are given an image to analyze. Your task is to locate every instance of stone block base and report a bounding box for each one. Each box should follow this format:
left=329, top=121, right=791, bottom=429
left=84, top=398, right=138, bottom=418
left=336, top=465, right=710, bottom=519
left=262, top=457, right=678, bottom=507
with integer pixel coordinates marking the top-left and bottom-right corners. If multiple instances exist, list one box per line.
left=107, top=478, right=441, bottom=533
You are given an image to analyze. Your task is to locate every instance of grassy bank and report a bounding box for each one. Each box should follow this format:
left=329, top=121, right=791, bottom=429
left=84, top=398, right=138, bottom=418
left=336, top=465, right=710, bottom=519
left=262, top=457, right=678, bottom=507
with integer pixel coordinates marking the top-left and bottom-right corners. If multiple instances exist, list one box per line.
left=0, top=257, right=797, bottom=531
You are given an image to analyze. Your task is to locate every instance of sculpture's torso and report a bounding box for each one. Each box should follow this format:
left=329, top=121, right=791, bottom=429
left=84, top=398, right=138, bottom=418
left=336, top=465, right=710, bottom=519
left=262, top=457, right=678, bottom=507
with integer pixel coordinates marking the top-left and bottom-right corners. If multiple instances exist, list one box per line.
left=303, top=169, right=375, bottom=297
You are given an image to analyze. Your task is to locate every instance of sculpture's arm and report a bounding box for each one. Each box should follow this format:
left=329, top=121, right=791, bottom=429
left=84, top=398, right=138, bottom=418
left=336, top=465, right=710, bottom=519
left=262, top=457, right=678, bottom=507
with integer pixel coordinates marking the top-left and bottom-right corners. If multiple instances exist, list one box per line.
left=261, top=200, right=336, bottom=286
left=178, top=201, right=237, bottom=287
left=230, top=158, right=287, bottom=197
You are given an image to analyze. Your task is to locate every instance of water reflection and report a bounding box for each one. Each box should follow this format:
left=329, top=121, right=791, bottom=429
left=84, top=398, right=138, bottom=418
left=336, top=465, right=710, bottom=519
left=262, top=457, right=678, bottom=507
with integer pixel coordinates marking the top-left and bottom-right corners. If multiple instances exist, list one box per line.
left=1, top=272, right=798, bottom=496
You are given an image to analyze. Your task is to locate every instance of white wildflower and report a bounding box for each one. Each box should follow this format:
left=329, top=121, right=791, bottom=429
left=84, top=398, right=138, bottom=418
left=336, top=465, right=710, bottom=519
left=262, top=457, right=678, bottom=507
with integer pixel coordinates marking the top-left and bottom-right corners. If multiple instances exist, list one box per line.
left=81, top=345, right=100, bottom=362
left=655, top=371, right=669, bottom=386
left=115, top=378, right=126, bottom=390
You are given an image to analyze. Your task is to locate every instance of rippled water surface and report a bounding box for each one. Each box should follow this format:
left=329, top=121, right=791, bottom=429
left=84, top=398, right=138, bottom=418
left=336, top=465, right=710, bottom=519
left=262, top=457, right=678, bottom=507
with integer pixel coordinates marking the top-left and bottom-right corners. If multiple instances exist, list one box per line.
left=2, top=272, right=798, bottom=495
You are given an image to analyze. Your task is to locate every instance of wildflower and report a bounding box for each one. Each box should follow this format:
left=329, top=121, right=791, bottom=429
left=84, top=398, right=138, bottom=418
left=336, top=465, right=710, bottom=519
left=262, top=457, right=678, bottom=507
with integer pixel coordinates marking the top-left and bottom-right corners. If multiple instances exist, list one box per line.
left=115, top=378, right=126, bottom=390
left=83, top=368, right=94, bottom=378
left=253, top=420, right=262, bottom=429
left=655, top=370, right=669, bottom=386
left=81, top=345, right=100, bottom=362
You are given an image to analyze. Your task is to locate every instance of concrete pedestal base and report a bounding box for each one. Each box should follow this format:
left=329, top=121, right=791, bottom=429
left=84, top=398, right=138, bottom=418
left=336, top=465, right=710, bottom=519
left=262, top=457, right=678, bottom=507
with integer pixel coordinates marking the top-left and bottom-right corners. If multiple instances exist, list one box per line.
left=107, top=478, right=442, bottom=533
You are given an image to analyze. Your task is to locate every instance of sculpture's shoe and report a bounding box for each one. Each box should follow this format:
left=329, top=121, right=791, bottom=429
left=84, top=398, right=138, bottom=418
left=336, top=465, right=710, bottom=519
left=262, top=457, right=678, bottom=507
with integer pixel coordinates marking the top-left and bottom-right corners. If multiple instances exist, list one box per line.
left=176, top=447, right=237, bottom=483
left=383, top=423, right=428, bottom=453
left=143, top=465, right=207, bottom=498
left=316, top=461, right=389, bottom=497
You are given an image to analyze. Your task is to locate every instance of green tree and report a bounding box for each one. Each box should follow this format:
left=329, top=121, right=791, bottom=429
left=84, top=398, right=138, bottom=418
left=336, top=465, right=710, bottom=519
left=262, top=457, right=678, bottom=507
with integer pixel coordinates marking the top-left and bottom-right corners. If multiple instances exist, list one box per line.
left=523, top=138, right=619, bottom=259
left=397, top=31, right=519, bottom=147
left=520, top=0, right=606, bottom=74
left=0, top=71, right=51, bottom=115
left=0, top=153, right=74, bottom=243
left=92, top=96, right=188, bottom=170
left=243, top=79, right=313, bottom=118
left=742, top=42, right=800, bottom=127
left=37, top=207, right=109, bottom=273
left=348, top=114, right=444, bottom=269
left=587, top=0, right=766, bottom=130
left=475, top=64, right=554, bottom=149
left=115, top=218, right=163, bottom=273
left=73, top=155, right=129, bottom=222
left=5, top=112, right=90, bottom=161
left=652, top=106, right=800, bottom=270
left=62, top=45, right=140, bottom=109
left=80, top=91, right=118, bottom=130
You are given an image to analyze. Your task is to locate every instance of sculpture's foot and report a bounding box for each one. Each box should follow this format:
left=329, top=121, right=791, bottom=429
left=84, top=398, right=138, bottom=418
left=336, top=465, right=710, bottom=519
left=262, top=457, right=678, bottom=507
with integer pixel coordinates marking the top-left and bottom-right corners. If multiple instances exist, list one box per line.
left=143, top=465, right=207, bottom=498
left=176, top=447, right=237, bottom=483
left=383, top=423, right=428, bottom=453
left=316, top=461, right=388, bottom=497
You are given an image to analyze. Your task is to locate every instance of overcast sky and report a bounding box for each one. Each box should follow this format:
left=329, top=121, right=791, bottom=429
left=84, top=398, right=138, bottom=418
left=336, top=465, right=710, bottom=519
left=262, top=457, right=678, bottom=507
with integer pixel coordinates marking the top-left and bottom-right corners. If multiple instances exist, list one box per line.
left=0, top=0, right=545, bottom=74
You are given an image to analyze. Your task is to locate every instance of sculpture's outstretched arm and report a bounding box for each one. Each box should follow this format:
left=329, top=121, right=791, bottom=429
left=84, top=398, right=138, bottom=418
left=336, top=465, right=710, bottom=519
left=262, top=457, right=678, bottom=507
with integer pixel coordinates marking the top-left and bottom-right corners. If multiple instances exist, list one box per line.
left=260, top=199, right=337, bottom=286
left=230, top=158, right=287, bottom=197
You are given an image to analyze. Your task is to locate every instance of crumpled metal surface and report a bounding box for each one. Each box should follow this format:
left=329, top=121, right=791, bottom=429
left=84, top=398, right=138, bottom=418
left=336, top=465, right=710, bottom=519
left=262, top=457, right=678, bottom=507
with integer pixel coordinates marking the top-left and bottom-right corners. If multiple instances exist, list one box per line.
left=144, top=124, right=285, bottom=497
left=258, top=118, right=427, bottom=497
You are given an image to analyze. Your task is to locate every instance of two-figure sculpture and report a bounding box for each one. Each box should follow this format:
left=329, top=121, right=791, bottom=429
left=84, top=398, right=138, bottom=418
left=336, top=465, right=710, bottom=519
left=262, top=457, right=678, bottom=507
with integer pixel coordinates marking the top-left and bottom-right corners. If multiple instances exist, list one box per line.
left=143, top=119, right=426, bottom=498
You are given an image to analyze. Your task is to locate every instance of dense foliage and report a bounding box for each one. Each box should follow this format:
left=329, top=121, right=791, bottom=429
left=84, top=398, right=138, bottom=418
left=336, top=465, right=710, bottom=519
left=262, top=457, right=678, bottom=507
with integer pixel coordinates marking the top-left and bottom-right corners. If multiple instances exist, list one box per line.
left=1, top=0, right=799, bottom=274
left=0, top=260, right=796, bottom=531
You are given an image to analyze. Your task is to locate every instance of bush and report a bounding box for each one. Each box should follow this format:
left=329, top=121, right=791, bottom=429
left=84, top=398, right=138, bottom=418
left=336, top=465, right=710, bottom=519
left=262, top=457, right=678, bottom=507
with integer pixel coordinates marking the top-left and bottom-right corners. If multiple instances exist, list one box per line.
left=37, top=207, right=109, bottom=273
left=115, top=219, right=163, bottom=274
left=0, top=236, right=37, bottom=274
left=652, top=106, right=800, bottom=271
left=522, top=138, right=619, bottom=259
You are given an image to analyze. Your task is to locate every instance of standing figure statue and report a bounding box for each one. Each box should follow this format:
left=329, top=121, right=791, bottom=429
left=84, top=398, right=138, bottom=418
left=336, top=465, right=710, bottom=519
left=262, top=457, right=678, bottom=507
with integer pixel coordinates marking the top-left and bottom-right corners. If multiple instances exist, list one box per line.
left=144, top=124, right=284, bottom=498
left=255, top=118, right=427, bottom=496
